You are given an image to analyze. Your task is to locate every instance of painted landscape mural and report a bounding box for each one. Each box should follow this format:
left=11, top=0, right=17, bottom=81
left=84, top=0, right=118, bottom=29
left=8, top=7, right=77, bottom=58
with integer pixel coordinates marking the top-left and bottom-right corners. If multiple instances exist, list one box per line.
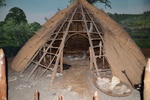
left=0, top=0, right=150, bottom=57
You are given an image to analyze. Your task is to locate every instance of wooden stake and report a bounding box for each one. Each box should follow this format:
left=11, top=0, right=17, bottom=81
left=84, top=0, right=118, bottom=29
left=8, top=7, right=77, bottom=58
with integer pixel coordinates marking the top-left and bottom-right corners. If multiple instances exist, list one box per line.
left=0, top=49, right=7, bottom=100
left=34, top=90, right=39, bottom=100
left=58, top=95, right=63, bottom=100
left=93, top=91, right=98, bottom=100
left=122, top=70, right=134, bottom=88
left=144, top=58, right=150, bottom=100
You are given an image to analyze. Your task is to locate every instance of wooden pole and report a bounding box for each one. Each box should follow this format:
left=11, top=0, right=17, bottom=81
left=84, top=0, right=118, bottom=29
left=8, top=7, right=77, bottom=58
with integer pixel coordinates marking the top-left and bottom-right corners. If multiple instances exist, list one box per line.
left=89, top=47, right=93, bottom=70
left=102, top=56, right=105, bottom=66
left=93, top=91, right=98, bottom=100
left=99, top=41, right=102, bottom=58
left=60, top=50, right=63, bottom=73
left=0, top=49, right=7, bottom=100
left=43, top=46, right=46, bottom=63
left=50, top=48, right=52, bottom=62
left=144, top=58, right=150, bottom=100
left=50, top=7, right=77, bottom=84
left=34, top=90, right=39, bottom=100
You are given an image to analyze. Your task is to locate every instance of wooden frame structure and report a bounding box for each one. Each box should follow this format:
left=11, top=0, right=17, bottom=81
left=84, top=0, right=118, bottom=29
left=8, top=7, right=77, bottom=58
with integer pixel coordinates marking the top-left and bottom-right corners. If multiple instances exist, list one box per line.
left=11, top=0, right=146, bottom=86
left=21, top=3, right=106, bottom=83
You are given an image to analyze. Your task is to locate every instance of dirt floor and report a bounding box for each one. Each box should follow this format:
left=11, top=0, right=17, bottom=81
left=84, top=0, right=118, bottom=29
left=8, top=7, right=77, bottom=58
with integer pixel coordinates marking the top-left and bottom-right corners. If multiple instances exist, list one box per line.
left=7, top=48, right=150, bottom=100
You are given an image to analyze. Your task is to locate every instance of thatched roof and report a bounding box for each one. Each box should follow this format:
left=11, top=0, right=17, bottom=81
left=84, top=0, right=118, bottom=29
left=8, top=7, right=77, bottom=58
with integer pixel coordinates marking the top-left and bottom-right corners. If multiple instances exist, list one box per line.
left=11, top=0, right=146, bottom=86
left=80, top=0, right=146, bottom=84
left=11, top=0, right=78, bottom=71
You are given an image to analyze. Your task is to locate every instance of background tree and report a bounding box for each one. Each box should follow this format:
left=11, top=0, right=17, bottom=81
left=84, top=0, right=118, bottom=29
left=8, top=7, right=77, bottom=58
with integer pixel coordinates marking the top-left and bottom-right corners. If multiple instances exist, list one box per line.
left=69, top=0, right=111, bottom=8
left=0, top=7, right=41, bottom=57
left=0, top=0, right=6, bottom=8
left=109, top=11, right=150, bottom=48
left=5, top=7, right=27, bottom=24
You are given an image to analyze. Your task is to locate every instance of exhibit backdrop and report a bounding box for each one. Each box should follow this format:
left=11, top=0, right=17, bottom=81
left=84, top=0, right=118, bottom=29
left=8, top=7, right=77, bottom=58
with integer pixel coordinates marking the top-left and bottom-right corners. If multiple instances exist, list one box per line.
left=0, top=0, right=150, bottom=57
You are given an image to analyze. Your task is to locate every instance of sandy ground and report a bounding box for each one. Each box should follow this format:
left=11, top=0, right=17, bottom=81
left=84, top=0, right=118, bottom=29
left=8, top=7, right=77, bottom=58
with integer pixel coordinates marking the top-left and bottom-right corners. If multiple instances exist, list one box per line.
left=7, top=56, right=142, bottom=100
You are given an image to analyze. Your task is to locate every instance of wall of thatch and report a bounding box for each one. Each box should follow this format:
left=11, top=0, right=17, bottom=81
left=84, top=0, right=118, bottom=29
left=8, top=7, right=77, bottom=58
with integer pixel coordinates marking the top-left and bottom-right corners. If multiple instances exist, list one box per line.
left=11, top=1, right=78, bottom=71
left=80, top=0, right=146, bottom=85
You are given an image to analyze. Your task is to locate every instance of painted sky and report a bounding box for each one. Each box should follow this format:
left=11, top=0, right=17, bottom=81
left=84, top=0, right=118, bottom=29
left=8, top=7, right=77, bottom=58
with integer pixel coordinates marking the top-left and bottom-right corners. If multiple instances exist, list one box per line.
left=0, top=0, right=150, bottom=24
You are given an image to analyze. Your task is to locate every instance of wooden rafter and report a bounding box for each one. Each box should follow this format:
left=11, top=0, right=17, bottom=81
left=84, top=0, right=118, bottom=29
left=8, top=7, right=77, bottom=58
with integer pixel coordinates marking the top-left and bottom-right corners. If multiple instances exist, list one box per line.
left=24, top=2, right=107, bottom=83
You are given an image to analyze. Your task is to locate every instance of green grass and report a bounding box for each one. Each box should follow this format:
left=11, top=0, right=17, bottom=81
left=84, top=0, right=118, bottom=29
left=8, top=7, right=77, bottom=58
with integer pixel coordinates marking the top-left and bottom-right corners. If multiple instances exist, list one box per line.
left=129, top=31, right=150, bottom=48
left=132, top=39, right=150, bottom=48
